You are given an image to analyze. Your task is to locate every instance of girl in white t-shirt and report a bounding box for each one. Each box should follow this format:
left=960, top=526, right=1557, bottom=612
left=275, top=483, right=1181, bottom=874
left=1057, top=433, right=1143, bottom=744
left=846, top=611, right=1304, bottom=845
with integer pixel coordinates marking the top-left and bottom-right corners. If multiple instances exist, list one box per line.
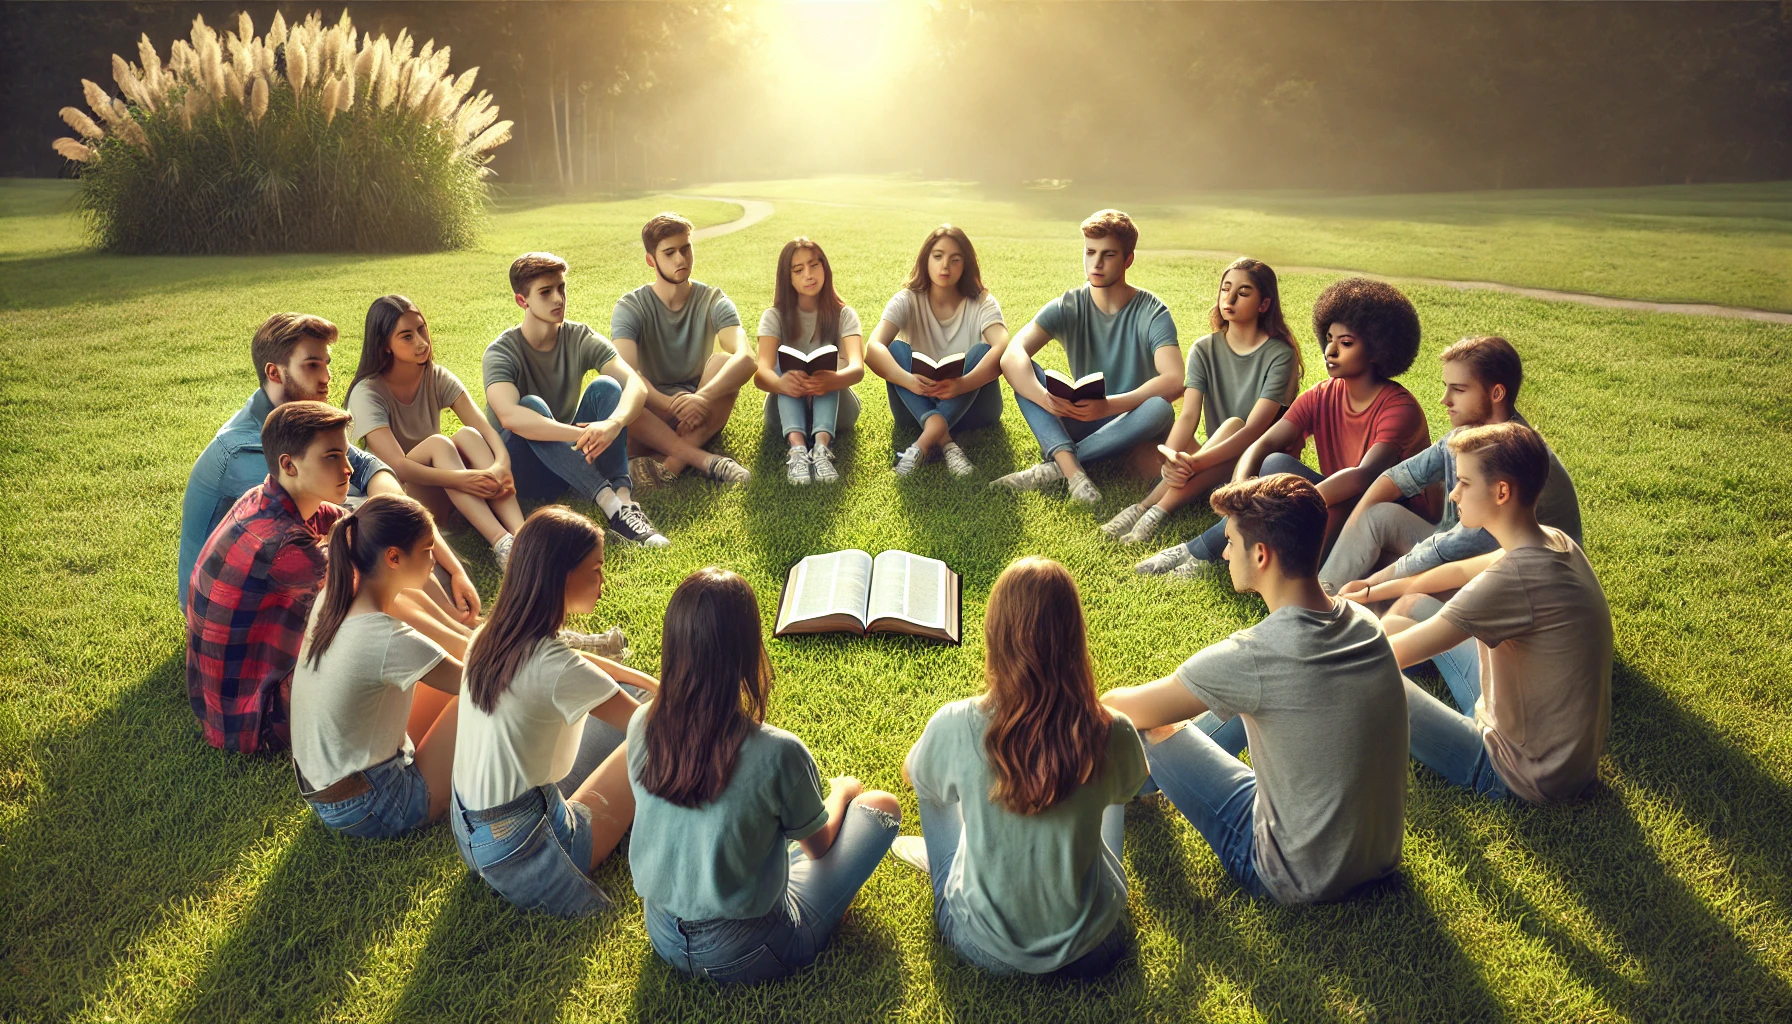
left=345, top=295, right=525, bottom=570
left=448, top=506, right=661, bottom=917
left=752, top=238, right=865, bottom=485
left=865, top=225, right=1012, bottom=478
left=291, top=494, right=468, bottom=838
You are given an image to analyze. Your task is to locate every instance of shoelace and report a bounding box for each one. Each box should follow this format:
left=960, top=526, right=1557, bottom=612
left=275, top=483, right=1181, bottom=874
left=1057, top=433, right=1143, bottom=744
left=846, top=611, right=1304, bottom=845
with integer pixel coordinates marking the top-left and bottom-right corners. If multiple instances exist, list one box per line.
left=618, top=503, right=656, bottom=535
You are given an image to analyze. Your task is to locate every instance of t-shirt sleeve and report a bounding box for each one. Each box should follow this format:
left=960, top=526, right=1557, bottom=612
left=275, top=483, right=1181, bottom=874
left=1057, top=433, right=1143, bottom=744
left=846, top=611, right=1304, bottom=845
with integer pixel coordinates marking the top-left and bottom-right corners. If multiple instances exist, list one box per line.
left=548, top=646, right=622, bottom=724
left=1283, top=384, right=1321, bottom=438
left=838, top=305, right=863, bottom=339
left=1174, top=635, right=1261, bottom=718
left=905, top=707, right=948, bottom=805
left=1259, top=343, right=1297, bottom=404
left=1033, top=293, right=1069, bottom=340
left=778, top=736, right=830, bottom=840
left=1146, top=303, right=1179, bottom=352
left=608, top=295, right=642, bottom=343
left=381, top=620, right=448, bottom=692
left=976, top=293, right=1005, bottom=332
left=880, top=289, right=911, bottom=330
left=344, top=383, right=389, bottom=445
left=757, top=306, right=782, bottom=340
left=1106, top=714, right=1149, bottom=803
left=1385, top=439, right=1447, bottom=497
left=482, top=337, right=520, bottom=389
left=1369, top=387, right=1427, bottom=448
left=1439, top=558, right=1536, bottom=647
left=432, top=366, right=469, bottom=410
left=709, top=291, right=742, bottom=332
left=1184, top=335, right=1212, bottom=392
left=569, top=321, right=617, bottom=375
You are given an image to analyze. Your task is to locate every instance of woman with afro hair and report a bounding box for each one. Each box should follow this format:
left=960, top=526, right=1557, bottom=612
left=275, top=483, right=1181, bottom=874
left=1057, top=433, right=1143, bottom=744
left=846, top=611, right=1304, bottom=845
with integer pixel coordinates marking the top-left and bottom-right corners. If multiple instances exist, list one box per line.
left=1139, top=278, right=1433, bottom=577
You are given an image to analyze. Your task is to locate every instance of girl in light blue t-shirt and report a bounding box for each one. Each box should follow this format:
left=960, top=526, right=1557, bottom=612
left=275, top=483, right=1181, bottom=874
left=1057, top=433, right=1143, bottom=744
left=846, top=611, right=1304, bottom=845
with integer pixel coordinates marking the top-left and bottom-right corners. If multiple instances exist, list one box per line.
left=752, top=238, right=866, bottom=485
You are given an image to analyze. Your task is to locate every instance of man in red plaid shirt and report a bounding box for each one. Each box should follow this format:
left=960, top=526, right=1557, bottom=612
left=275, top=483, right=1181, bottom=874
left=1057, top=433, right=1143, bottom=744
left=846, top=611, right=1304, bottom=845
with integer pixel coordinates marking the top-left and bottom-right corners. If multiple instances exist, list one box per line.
left=186, top=402, right=354, bottom=753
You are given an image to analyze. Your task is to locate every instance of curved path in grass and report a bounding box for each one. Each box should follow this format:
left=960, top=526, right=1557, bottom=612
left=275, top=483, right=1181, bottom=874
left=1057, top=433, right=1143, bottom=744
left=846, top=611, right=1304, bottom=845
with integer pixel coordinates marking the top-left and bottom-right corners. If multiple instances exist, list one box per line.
left=685, top=194, right=1792, bottom=325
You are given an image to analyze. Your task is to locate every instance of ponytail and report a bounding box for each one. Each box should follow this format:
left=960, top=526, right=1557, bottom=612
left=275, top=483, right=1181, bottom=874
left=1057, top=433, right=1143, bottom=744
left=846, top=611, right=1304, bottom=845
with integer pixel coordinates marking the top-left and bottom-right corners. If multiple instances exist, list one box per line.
left=303, top=493, right=434, bottom=668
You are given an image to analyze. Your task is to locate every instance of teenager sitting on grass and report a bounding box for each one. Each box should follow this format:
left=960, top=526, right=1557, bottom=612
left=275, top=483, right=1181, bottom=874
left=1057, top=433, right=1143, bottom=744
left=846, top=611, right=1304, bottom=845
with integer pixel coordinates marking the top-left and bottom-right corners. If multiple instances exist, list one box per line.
left=1138, top=278, right=1430, bottom=576
left=291, top=494, right=467, bottom=838
left=893, top=557, right=1147, bottom=978
left=754, top=237, right=865, bottom=486
left=865, top=225, right=1011, bottom=477
left=629, top=568, right=900, bottom=984
left=611, top=213, right=754, bottom=484
left=483, top=252, right=669, bottom=549
left=1103, top=475, right=1407, bottom=903
left=450, top=506, right=660, bottom=917
left=346, top=295, right=525, bottom=570
left=1101, top=257, right=1303, bottom=545
left=1353, top=423, right=1613, bottom=805
left=178, top=312, right=478, bottom=622
left=1323, top=335, right=1583, bottom=595
left=993, top=210, right=1182, bottom=505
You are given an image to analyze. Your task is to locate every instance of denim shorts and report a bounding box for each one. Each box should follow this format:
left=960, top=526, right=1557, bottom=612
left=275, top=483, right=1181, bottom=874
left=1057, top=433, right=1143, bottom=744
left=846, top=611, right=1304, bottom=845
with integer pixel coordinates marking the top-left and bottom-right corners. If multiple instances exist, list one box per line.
left=645, top=896, right=816, bottom=986
left=306, top=752, right=431, bottom=839
left=450, top=784, right=611, bottom=918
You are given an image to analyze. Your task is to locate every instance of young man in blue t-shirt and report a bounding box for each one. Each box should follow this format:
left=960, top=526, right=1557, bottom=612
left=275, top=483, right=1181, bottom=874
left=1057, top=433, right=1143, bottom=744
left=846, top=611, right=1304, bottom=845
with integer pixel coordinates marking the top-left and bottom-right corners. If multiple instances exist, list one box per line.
left=994, top=210, right=1182, bottom=506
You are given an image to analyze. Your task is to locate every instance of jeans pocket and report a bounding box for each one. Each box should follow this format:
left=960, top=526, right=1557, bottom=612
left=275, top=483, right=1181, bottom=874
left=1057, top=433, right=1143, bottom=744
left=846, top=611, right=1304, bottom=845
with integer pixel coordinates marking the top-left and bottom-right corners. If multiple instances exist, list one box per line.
left=699, top=943, right=790, bottom=986
left=312, top=793, right=374, bottom=835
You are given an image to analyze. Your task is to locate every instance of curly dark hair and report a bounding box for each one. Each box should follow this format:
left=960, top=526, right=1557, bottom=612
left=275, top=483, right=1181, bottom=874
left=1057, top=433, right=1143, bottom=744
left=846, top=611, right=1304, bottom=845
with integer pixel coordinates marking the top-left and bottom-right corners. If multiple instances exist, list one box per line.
left=1311, top=278, right=1422, bottom=379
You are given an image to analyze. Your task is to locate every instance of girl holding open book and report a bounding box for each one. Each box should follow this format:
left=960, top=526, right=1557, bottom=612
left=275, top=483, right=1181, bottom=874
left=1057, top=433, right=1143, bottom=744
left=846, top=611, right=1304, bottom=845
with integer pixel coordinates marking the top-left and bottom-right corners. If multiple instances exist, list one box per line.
left=753, top=238, right=865, bottom=485
left=892, top=557, right=1147, bottom=978
left=1101, top=257, right=1304, bottom=546
left=627, top=567, right=901, bottom=984
left=865, top=225, right=1012, bottom=478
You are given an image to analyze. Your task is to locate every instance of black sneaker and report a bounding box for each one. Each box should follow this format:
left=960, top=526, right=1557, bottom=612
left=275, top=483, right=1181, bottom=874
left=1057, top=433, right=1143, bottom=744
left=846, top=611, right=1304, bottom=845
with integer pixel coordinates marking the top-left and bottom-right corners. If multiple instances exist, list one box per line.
left=607, top=502, right=670, bottom=548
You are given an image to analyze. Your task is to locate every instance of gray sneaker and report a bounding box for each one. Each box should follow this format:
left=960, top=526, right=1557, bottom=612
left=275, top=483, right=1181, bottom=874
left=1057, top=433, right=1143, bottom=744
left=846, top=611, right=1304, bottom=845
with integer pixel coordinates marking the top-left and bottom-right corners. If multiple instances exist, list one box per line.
left=1100, top=503, right=1147, bottom=540
left=1066, top=472, right=1101, bottom=505
left=786, top=445, right=812, bottom=485
left=559, top=625, right=630, bottom=659
left=491, top=533, right=515, bottom=571
left=990, top=461, right=1064, bottom=492
left=1120, top=505, right=1169, bottom=544
left=810, top=442, right=839, bottom=483
left=893, top=444, right=924, bottom=478
left=1170, top=557, right=1215, bottom=579
left=940, top=442, right=975, bottom=478
left=704, top=454, right=751, bottom=485
left=1136, top=544, right=1194, bottom=575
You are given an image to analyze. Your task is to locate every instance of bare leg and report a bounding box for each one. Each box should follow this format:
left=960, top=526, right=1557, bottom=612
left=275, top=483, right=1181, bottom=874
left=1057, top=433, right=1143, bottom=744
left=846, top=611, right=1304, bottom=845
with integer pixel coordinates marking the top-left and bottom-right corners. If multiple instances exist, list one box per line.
left=1149, top=419, right=1249, bottom=513
left=660, top=353, right=741, bottom=475
left=915, top=414, right=951, bottom=457
left=1052, top=449, right=1084, bottom=479
left=569, top=743, right=638, bottom=871
left=408, top=435, right=509, bottom=546
left=409, top=694, right=459, bottom=822
left=814, top=430, right=833, bottom=447
left=786, top=430, right=806, bottom=447
left=451, top=428, right=525, bottom=535
left=629, top=412, right=721, bottom=475
left=393, top=589, right=471, bottom=659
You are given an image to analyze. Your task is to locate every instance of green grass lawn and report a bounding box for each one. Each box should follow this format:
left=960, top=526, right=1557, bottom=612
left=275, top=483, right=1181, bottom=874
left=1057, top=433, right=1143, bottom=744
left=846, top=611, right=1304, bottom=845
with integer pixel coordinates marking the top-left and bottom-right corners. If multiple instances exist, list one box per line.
left=3, top=177, right=1790, bottom=1023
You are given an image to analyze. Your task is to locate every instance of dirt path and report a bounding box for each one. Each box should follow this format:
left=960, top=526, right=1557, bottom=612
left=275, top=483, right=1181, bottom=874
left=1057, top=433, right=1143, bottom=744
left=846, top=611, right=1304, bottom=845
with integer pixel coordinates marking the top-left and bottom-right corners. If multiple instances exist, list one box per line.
left=681, top=196, right=1792, bottom=325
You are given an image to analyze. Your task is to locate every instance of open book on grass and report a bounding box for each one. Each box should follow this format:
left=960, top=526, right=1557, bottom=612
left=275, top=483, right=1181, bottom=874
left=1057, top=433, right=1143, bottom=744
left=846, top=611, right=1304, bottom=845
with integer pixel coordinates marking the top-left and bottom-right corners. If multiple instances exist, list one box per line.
left=1044, top=369, right=1106, bottom=402
left=774, top=549, right=962, bottom=644
left=910, top=351, right=966, bottom=381
left=778, top=345, right=839, bottom=375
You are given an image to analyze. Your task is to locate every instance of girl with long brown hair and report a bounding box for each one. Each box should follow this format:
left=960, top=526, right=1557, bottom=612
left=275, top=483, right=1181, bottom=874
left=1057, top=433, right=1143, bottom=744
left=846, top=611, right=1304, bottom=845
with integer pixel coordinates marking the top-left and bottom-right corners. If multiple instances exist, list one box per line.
left=751, top=238, right=866, bottom=485
left=1105, top=257, right=1305, bottom=552
left=627, top=568, right=901, bottom=984
left=864, top=224, right=1012, bottom=478
left=447, top=506, right=661, bottom=917
left=291, top=494, right=468, bottom=838
left=894, top=557, right=1146, bottom=978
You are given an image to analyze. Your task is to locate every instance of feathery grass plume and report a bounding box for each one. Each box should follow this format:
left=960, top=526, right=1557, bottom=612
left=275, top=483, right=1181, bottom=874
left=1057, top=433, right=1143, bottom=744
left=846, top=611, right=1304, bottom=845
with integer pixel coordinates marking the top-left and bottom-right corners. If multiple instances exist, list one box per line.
left=55, top=8, right=508, bottom=255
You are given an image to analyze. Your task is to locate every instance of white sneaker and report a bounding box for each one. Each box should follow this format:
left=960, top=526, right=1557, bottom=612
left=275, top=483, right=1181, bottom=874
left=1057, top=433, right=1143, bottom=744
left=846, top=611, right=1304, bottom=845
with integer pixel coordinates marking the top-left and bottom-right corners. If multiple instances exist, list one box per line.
left=893, top=444, right=924, bottom=478
left=888, top=835, right=929, bottom=874
left=810, top=442, right=839, bottom=483
left=1066, top=472, right=1101, bottom=505
left=1120, top=505, right=1168, bottom=544
left=491, top=533, right=515, bottom=571
left=990, top=461, right=1063, bottom=492
left=1100, top=503, right=1147, bottom=540
left=940, top=442, right=975, bottom=478
left=787, top=445, right=812, bottom=485
left=559, top=625, right=630, bottom=659
left=1136, top=544, right=1193, bottom=575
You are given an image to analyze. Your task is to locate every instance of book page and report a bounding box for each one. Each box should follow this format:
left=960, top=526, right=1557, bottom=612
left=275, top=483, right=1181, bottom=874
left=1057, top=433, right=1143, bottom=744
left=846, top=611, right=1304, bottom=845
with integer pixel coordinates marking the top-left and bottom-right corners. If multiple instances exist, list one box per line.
left=790, top=549, right=873, bottom=623
left=868, top=550, right=947, bottom=630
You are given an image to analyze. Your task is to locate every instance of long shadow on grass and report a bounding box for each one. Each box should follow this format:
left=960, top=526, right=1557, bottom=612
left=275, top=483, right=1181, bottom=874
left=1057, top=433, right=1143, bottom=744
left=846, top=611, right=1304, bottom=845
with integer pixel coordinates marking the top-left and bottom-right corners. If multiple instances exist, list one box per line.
left=0, top=250, right=387, bottom=311
left=1124, top=796, right=1508, bottom=1022
left=0, top=656, right=296, bottom=1021
left=625, top=902, right=906, bottom=1023
left=926, top=922, right=1151, bottom=1024
left=1412, top=659, right=1792, bottom=1020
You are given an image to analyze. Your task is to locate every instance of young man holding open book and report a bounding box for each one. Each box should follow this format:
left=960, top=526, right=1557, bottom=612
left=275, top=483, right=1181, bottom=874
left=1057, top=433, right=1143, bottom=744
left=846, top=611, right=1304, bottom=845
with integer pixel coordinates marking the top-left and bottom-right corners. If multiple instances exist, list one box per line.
left=993, top=210, right=1182, bottom=505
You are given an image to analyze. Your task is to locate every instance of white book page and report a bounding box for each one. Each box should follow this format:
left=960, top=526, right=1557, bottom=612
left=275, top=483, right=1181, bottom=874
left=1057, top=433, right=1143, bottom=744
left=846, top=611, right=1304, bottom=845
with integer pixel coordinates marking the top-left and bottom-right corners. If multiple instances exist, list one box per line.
left=791, top=549, right=873, bottom=622
left=868, top=550, right=946, bottom=629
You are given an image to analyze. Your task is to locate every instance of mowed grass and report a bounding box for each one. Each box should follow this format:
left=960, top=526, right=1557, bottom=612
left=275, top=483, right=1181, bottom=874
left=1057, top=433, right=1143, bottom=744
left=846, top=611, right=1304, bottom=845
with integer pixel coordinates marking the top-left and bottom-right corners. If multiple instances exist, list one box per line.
left=2, top=177, right=1790, bottom=1023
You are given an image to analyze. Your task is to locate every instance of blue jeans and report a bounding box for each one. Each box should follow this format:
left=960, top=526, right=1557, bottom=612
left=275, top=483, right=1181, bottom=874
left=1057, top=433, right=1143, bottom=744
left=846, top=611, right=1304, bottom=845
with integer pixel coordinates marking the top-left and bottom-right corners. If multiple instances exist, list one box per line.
left=1136, top=711, right=1246, bottom=796
left=451, top=783, right=608, bottom=918
left=497, top=378, right=632, bottom=503
left=885, top=340, right=1004, bottom=438
left=643, top=802, right=899, bottom=984
left=304, top=751, right=431, bottom=839
left=1144, top=722, right=1273, bottom=898
left=1186, top=452, right=1320, bottom=558
left=764, top=381, right=861, bottom=440
left=1014, top=362, right=1174, bottom=465
left=917, top=794, right=1129, bottom=976
left=1401, top=597, right=1509, bottom=800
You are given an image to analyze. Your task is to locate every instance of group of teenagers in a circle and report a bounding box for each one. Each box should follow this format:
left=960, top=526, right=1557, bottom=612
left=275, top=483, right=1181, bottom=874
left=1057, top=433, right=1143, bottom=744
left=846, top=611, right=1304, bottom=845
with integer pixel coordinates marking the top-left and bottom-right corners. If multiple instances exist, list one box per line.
left=178, top=208, right=1612, bottom=984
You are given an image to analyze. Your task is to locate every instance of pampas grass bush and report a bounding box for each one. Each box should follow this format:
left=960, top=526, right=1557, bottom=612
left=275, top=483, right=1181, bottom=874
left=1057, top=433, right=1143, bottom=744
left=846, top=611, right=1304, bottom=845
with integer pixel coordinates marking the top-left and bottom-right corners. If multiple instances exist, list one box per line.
left=51, top=10, right=513, bottom=254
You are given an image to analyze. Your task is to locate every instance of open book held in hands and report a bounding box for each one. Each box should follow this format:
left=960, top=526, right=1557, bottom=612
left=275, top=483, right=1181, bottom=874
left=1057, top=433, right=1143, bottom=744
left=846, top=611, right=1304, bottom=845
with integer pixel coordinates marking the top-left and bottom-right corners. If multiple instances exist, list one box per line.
left=778, top=345, right=839, bottom=375
left=910, top=351, right=966, bottom=382
left=1044, top=369, right=1106, bottom=402
left=774, top=549, right=962, bottom=644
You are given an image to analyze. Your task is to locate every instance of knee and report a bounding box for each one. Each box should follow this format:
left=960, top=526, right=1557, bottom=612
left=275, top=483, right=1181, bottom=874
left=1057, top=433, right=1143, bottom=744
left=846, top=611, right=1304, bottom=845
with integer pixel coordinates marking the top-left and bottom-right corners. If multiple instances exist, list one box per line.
left=1217, top=416, right=1245, bottom=435
left=584, top=376, right=623, bottom=400
left=1260, top=452, right=1304, bottom=476
left=418, top=433, right=463, bottom=464
left=853, top=789, right=902, bottom=824
left=1137, top=395, right=1174, bottom=428
left=516, top=394, right=552, bottom=417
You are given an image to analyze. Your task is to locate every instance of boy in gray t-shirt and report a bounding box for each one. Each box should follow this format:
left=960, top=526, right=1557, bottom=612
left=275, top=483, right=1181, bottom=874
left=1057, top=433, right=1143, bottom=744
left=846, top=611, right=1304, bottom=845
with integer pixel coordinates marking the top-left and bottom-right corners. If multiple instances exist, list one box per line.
left=607, top=213, right=756, bottom=484
left=1103, top=474, right=1407, bottom=903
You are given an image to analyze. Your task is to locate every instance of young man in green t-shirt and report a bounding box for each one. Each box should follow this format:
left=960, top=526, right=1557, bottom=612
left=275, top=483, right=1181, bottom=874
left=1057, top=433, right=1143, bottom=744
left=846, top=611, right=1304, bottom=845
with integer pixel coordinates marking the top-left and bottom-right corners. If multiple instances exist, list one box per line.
left=609, top=213, right=757, bottom=484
